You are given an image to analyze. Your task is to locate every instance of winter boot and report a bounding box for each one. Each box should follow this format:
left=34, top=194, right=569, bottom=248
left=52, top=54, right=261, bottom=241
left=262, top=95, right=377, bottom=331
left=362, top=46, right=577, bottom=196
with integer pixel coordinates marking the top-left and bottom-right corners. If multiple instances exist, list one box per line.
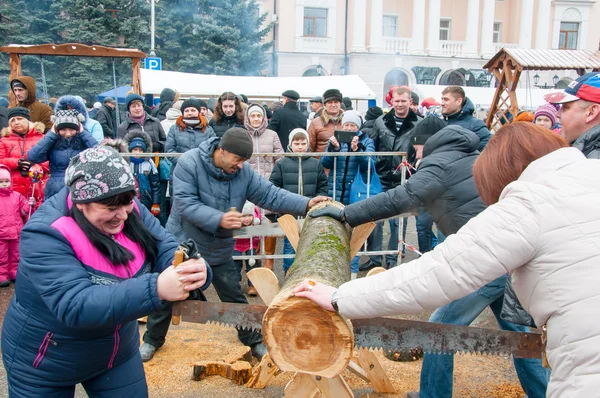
left=248, top=286, right=258, bottom=296
left=251, top=343, right=268, bottom=360
left=139, top=342, right=158, bottom=362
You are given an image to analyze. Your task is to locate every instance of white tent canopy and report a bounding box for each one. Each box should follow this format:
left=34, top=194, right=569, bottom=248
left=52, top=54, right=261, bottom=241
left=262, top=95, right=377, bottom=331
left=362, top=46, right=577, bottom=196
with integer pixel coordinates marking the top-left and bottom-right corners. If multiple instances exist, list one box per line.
left=414, top=84, right=558, bottom=110
left=140, top=69, right=376, bottom=100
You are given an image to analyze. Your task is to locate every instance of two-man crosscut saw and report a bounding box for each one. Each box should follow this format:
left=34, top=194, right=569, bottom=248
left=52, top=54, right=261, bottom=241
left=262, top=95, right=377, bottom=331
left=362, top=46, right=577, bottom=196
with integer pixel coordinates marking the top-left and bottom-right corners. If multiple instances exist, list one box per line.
left=171, top=301, right=543, bottom=358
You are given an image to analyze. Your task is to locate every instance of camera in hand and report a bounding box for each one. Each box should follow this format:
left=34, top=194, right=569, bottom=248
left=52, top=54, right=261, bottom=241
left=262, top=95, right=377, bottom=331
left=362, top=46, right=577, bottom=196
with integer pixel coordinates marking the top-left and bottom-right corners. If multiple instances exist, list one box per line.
left=18, top=158, right=32, bottom=177
left=334, top=130, right=355, bottom=144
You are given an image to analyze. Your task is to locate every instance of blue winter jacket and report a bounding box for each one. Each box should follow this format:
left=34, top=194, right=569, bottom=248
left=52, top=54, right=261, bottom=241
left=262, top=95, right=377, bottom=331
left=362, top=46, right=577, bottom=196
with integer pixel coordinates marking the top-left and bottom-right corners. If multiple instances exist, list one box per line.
left=171, top=137, right=310, bottom=265
left=54, top=95, right=104, bottom=143
left=28, top=130, right=98, bottom=199
left=443, top=97, right=491, bottom=150
left=1, top=188, right=212, bottom=387
left=165, top=121, right=216, bottom=166
left=321, top=131, right=375, bottom=205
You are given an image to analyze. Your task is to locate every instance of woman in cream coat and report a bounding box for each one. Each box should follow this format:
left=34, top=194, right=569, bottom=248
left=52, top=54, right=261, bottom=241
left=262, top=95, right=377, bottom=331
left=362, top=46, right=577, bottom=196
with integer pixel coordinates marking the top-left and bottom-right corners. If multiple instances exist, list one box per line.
left=296, top=123, right=600, bottom=398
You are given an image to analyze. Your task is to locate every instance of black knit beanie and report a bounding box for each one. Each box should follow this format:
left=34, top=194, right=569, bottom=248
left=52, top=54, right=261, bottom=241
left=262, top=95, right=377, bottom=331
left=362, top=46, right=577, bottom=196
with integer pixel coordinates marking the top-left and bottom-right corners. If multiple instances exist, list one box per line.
left=7, top=107, right=30, bottom=121
left=181, top=99, right=202, bottom=113
left=365, top=106, right=383, bottom=121
left=219, top=127, right=253, bottom=159
left=411, top=116, right=447, bottom=145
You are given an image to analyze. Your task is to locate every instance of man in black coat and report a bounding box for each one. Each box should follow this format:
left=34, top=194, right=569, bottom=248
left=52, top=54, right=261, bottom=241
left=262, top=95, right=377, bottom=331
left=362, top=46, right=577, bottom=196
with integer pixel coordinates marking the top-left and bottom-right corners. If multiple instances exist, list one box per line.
left=367, top=87, right=422, bottom=268
left=268, top=89, right=307, bottom=150
left=96, top=97, right=117, bottom=139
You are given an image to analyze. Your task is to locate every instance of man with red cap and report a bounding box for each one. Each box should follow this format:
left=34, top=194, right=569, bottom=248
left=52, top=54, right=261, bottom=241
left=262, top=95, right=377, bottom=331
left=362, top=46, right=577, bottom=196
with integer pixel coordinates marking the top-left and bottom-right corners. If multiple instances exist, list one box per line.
left=545, top=72, right=600, bottom=159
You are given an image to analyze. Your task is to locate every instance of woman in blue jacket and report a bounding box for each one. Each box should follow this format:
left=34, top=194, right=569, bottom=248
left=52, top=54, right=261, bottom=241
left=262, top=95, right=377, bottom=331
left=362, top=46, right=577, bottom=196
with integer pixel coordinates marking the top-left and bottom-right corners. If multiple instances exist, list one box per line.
left=321, top=110, right=375, bottom=278
left=28, top=109, right=98, bottom=200
left=1, top=146, right=212, bottom=397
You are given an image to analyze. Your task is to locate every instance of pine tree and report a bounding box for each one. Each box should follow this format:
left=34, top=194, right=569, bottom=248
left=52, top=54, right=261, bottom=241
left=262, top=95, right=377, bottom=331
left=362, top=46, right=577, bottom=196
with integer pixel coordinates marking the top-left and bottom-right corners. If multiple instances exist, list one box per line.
left=0, top=0, right=60, bottom=98
left=155, top=0, right=273, bottom=76
left=46, top=0, right=151, bottom=101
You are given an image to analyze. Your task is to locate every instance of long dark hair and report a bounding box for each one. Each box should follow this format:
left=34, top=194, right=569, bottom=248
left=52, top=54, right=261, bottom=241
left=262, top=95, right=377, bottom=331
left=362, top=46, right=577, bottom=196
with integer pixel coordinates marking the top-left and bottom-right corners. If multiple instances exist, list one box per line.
left=213, top=91, right=245, bottom=124
left=70, top=190, right=158, bottom=267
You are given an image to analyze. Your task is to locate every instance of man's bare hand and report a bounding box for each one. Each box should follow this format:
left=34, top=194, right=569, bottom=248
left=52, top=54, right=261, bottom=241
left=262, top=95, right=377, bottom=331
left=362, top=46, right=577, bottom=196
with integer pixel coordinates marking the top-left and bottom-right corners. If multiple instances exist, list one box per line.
left=220, top=211, right=243, bottom=229
left=307, top=196, right=332, bottom=210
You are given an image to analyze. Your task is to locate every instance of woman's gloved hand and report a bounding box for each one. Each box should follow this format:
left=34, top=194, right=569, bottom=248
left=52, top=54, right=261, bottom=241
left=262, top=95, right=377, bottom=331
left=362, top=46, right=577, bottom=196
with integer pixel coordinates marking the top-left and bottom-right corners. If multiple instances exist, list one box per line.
left=309, top=206, right=345, bottom=222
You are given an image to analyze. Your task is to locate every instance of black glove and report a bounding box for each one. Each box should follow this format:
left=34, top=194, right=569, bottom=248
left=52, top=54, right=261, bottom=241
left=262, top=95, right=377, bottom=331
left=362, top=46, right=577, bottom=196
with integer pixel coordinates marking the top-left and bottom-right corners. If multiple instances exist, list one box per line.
left=178, top=239, right=207, bottom=302
left=18, top=159, right=32, bottom=177
left=309, top=206, right=345, bottom=222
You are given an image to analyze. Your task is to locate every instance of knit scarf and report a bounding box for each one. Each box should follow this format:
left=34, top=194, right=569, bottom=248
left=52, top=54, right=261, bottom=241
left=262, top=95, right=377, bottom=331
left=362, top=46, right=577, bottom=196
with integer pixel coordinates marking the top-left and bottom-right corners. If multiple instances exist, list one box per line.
left=129, top=112, right=146, bottom=126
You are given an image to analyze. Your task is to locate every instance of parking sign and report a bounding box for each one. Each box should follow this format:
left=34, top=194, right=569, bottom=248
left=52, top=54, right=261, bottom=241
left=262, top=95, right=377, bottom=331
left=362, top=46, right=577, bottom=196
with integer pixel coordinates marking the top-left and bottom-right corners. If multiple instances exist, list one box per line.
left=145, top=57, right=162, bottom=71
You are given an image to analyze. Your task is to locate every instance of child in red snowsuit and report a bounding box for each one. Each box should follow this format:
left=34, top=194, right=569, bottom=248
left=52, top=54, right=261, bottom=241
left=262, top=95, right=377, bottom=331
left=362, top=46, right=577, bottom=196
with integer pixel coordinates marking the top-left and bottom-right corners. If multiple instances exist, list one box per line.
left=0, top=164, right=32, bottom=286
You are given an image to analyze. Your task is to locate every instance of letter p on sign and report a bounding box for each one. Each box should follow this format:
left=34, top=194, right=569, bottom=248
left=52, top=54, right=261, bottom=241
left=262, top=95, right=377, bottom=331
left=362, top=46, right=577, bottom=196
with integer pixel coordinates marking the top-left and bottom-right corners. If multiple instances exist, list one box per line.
left=145, top=57, right=162, bottom=71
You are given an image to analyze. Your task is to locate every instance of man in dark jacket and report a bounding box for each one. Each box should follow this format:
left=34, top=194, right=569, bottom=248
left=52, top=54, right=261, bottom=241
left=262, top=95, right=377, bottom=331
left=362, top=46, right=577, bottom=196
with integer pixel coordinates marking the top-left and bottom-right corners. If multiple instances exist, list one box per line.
left=96, top=97, right=117, bottom=139
left=117, top=93, right=166, bottom=152
left=268, top=89, right=307, bottom=150
left=362, top=106, right=383, bottom=141
left=546, top=72, right=600, bottom=159
left=311, top=125, right=548, bottom=398
left=367, top=87, right=422, bottom=268
left=441, top=86, right=490, bottom=150
left=140, top=128, right=329, bottom=362
left=151, top=88, right=177, bottom=121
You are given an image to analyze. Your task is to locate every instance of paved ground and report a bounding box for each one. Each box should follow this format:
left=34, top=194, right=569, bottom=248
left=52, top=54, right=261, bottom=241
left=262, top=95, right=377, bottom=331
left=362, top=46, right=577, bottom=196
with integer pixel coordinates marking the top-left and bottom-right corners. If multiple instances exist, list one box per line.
left=0, top=220, right=513, bottom=397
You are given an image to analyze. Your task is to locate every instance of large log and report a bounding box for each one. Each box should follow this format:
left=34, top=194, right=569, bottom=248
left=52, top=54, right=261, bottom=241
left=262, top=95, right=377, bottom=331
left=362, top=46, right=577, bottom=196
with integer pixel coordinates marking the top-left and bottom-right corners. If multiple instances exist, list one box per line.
left=262, top=201, right=353, bottom=378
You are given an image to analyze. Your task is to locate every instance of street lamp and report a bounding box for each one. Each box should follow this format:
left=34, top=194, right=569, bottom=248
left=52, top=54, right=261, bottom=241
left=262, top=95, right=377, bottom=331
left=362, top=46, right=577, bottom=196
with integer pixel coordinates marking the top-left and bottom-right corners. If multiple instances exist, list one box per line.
left=149, top=0, right=156, bottom=56
left=316, top=64, right=323, bottom=76
left=533, top=73, right=557, bottom=89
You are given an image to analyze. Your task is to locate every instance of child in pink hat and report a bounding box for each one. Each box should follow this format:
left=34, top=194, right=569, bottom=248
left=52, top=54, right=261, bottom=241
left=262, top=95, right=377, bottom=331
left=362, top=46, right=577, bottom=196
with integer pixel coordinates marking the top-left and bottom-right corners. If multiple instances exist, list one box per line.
left=534, top=103, right=560, bottom=133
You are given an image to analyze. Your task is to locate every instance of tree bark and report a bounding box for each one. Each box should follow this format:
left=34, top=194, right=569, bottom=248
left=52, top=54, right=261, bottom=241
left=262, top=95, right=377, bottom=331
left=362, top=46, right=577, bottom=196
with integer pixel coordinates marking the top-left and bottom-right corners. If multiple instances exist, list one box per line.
left=262, top=201, right=354, bottom=378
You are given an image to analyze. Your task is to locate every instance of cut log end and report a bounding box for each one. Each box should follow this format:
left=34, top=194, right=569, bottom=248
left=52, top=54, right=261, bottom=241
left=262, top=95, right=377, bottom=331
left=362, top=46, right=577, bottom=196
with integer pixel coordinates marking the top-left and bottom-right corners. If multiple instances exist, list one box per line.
left=263, top=296, right=353, bottom=378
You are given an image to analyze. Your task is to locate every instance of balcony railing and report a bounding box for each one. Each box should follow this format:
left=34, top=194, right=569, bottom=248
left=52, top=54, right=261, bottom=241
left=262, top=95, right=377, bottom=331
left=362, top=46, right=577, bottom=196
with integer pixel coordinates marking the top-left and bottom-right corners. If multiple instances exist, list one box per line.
left=440, top=40, right=465, bottom=57
left=383, top=37, right=412, bottom=54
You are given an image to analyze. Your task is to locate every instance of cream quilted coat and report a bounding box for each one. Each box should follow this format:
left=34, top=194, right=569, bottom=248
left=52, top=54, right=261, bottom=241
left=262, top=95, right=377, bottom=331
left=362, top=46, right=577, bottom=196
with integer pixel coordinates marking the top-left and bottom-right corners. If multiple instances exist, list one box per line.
left=337, top=147, right=600, bottom=397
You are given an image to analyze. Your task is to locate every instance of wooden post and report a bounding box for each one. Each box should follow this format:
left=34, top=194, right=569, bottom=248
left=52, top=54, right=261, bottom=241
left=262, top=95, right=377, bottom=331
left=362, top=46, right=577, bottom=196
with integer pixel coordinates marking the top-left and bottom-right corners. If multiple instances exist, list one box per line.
left=8, top=53, right=22, bottom=107
left=132, top=58, right=142, bottom=94
left=262, top=202, right=354, bottom=379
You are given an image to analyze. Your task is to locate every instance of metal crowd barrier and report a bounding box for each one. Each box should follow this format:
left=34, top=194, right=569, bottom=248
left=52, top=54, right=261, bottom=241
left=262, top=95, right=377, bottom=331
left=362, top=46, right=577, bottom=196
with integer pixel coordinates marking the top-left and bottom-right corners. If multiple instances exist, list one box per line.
left=123, top=150, right=413, bottom=267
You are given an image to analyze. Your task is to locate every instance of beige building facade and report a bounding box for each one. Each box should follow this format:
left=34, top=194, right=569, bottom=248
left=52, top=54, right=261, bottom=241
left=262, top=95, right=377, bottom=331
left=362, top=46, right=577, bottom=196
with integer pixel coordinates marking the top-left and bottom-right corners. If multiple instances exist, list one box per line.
left=256, top=0, right=600, bottom=105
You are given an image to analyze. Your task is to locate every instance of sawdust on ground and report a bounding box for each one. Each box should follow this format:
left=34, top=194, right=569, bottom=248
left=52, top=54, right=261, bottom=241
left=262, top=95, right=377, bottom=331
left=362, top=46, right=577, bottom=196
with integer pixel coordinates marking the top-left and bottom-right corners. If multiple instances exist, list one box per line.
left=140, top=321, right=524, bottom=398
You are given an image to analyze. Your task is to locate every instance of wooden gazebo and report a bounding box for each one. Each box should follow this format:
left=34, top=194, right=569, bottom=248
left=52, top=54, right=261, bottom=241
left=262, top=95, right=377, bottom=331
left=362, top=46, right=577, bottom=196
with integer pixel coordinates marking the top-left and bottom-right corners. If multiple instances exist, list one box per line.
left=0, top=43, right=147, bottom=106
left=484, top=48, right=600, bottom=131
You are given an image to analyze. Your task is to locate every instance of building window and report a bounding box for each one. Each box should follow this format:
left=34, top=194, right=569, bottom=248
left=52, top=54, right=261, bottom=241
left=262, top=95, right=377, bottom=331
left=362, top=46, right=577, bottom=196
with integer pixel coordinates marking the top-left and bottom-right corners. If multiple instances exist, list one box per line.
left=493, top=22, right=501, bottom=43
left=559, top=22, right=579, bottom=49
left=439, top=19, right=451, bottom=41
left=382, top=15, right=397, bottom=37
left=303, top=8, right=327, bottom=37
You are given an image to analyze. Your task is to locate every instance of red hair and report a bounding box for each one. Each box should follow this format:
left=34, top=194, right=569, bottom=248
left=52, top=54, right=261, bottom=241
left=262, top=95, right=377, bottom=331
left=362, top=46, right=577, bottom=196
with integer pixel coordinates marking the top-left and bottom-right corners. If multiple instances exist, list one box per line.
left=473, top=122, right=568, bottom=205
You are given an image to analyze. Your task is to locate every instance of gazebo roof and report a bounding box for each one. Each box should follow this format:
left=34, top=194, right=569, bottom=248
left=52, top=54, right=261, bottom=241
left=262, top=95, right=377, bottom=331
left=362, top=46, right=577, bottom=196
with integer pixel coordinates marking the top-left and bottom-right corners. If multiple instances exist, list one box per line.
left=484, top=48, right=600, bottom=71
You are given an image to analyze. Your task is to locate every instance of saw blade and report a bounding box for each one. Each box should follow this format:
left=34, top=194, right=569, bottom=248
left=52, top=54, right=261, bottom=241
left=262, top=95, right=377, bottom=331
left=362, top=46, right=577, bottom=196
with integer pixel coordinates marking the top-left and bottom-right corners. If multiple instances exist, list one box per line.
left=353, top=317, right=543, bottom=358
left=172, top=301, right=266, bottom=331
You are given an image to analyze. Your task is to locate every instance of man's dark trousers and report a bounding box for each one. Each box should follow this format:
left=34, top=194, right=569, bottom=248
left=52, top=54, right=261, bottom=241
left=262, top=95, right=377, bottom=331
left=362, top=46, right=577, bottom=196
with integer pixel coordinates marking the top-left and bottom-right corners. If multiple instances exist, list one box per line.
left=143, top=258, right=263, bottom=348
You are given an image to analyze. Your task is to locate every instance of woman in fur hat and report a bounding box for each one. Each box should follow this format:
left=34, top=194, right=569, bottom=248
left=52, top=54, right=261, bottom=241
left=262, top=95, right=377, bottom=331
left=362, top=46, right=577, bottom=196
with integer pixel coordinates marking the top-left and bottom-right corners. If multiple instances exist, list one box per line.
left=0, top=108, right=48, bottom=211
left=28, top=109, right=98, bottom=200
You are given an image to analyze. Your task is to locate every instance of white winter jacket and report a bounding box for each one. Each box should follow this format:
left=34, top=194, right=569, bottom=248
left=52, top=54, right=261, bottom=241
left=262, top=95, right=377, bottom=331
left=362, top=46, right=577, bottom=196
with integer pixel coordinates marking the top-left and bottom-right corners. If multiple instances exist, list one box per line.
left=336, top=147, right=600, bottom=397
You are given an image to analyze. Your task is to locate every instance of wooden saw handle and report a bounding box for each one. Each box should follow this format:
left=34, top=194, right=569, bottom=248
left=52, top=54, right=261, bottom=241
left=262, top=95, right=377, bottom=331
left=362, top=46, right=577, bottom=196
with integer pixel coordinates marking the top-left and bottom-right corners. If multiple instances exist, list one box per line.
left=171, top=249, right=185, bottom=325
